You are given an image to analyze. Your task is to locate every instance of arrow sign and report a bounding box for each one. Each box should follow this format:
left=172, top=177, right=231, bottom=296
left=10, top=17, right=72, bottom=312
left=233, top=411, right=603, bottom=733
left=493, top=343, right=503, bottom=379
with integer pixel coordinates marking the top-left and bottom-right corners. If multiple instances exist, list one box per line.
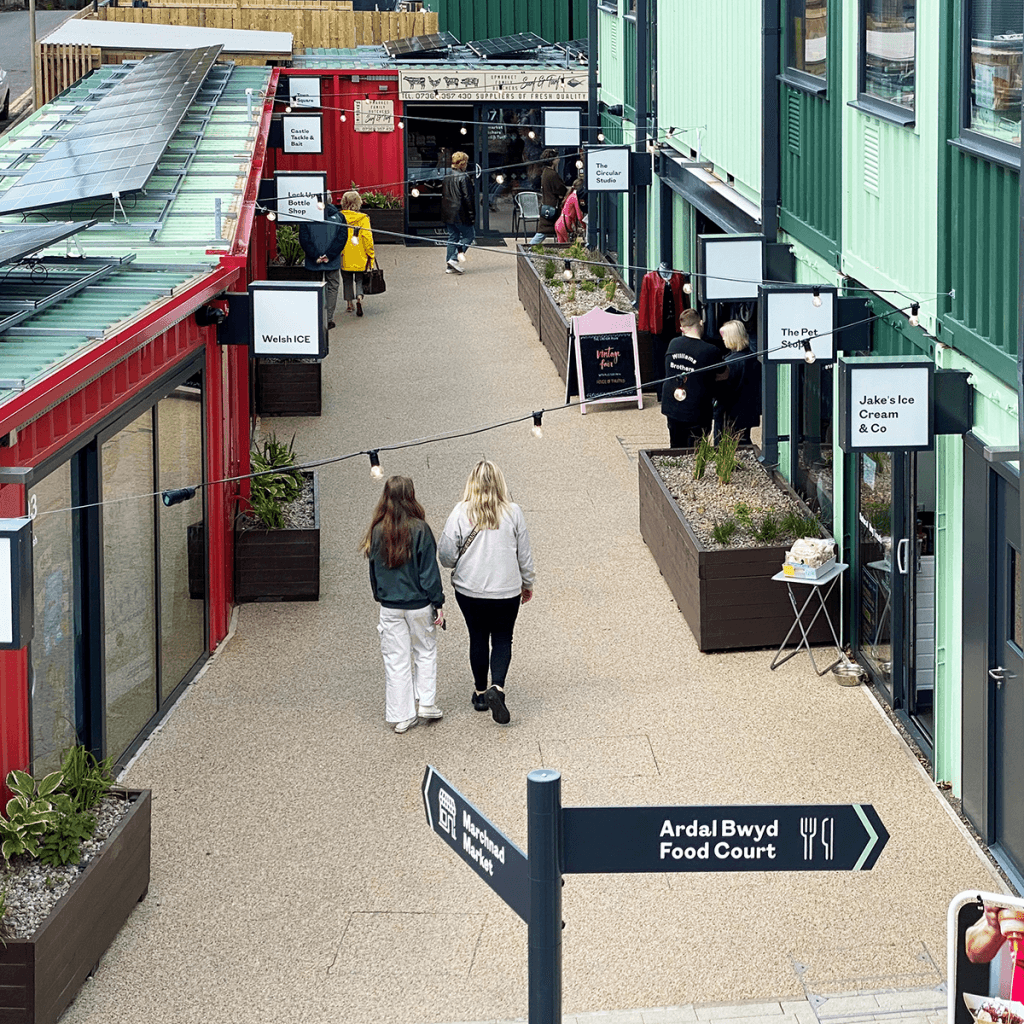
left=422, top=766, right=530, bottom=922
left=562, top=804, right=888, bottom=874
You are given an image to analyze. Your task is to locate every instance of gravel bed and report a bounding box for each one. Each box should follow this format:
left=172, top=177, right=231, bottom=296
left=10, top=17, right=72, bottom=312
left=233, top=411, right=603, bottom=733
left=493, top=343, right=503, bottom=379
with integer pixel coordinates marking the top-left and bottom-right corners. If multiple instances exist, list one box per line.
left=529, top=247, right=633, bottom=319
left=653, top=451, right=825, bottom=550
left=236, top=470, right=315, bottom=532
left=0, top=793, right=133, bottom=939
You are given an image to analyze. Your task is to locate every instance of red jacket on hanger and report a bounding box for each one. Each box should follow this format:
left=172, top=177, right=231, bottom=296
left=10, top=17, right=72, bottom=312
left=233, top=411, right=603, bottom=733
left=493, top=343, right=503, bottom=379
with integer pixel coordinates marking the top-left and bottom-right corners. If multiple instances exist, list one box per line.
left=638, top=271, right=688, bottom=335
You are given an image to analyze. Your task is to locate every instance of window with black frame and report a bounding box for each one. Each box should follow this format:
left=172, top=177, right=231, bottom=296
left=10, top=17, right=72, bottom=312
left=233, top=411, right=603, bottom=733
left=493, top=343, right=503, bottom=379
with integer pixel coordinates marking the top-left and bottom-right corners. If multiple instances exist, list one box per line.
left=860, top=0, right=916, bottom=114
left=966, top=1, right=1022, bottom=148
left=786, top=0, right=828, bottom=82
left=794, top=360, right=834, bottom=521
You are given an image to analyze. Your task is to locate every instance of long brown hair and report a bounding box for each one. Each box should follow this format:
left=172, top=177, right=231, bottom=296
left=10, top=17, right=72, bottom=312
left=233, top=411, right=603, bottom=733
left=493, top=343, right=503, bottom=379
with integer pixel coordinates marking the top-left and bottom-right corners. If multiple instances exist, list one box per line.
left=361, top=476, right=427, bottom=568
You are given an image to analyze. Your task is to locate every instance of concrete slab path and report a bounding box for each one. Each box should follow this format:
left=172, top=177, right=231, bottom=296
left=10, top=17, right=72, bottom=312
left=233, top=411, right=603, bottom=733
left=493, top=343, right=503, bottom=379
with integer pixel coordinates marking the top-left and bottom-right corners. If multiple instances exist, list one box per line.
left=62, top=241, right=1005, bottom=1024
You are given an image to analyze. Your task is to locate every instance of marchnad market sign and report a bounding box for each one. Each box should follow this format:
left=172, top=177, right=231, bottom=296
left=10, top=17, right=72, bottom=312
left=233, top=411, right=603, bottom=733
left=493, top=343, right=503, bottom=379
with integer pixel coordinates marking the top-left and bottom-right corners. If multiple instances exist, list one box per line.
left=399, top=70, right=587, bottom=102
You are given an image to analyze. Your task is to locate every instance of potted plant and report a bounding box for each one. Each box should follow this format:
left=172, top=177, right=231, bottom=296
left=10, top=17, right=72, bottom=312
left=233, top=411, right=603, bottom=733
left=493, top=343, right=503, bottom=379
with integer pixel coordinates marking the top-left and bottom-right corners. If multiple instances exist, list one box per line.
left=0, top=747, right=151, bottom=1024
left=638, top=434, right=838, bottom=652
left=267, top=223, right=310, bottom=281
left=234, top=434, right=320, bottom=602
left=358, top=188, right=404, bottom=244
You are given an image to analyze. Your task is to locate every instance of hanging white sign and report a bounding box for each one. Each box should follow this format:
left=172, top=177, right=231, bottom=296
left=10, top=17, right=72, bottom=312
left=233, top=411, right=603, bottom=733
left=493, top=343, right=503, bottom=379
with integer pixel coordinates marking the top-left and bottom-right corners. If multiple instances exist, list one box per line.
left=289, top=76, right=321, bottom=109
left=842, top=362, right=933, bottom=451
left=250, top=281, right=326, bottom=360
left=354, top=100, right=395, bottom=133
left=764, top=290, right=835, bottom=362
left=283, top=115, right=323, bottom=154
left=587, top=146, right=630, bottom=192
left=275, top=171, right=327, bottom=224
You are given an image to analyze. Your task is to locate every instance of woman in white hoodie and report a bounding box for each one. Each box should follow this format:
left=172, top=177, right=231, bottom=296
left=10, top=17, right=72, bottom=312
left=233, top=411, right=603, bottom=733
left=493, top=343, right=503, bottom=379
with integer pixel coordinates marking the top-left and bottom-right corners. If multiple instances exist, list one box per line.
left=439, top=461, right=535, bottom=724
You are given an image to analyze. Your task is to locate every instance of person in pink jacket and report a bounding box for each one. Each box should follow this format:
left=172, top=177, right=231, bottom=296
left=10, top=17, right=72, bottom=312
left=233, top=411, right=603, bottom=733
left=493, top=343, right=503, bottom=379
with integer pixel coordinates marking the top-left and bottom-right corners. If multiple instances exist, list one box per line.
left=555, top=179, right=585, bottom=243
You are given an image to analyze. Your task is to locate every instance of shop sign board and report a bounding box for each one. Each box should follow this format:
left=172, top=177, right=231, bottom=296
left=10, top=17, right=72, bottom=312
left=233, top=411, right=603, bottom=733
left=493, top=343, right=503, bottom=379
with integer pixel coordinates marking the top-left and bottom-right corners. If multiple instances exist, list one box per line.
left=274, top=170, right=327, bottom=224
left=399, top=70, right=587, bottom=102
left=354, top=100, right=395, bottom=133
left=282, top=115, right=323, bottom=154
left=839, top=357, right=934, bottom=452
left=288, top=76, right=321, bottom=109
left=949, top=891, right=1024, bottom=1024
left=249, top=280, right=326, bottom=360
left=759, top=285, right=836, bottom=363
left=0, top=517, right=32, bottom=649
left=698, top=234, right=763, bottom=304
left=422, top=766, right=530, bottom=923
left=543, top=107, right=581, bottom=147
left=562, top=803, right=888, bottom=873
left=566, top=307, right=643, bottom=412
left=587, top=146, right=630, bottom=192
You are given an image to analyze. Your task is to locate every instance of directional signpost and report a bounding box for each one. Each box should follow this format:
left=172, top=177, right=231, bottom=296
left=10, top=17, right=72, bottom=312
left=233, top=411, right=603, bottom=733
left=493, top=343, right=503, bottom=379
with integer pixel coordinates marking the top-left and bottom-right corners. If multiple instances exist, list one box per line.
left=422, top=767, right=890, bottom=1024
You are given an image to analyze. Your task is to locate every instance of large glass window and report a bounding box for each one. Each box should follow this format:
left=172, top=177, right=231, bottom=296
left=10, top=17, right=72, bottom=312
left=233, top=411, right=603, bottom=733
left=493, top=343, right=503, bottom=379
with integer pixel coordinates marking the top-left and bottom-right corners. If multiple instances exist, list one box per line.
left=786, top=0, right=828, bottom=81
left=861, top=1, right=916, bottom=112
left=102, top=410, right=157, bottom=761
left=794, top=361, right=834, bottom=521
left=967, top=2, right=1022, bottom=146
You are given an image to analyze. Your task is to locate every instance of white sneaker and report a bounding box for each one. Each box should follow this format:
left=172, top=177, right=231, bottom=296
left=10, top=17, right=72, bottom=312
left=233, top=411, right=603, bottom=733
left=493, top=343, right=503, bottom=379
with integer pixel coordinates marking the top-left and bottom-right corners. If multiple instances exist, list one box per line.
left=445, top=267, right=456, bottom=274
left=457, top=251, right=467, bottom=263
left=418, top=704, right=443, bottom=720
left=446, top=258, right=463, bottom=274
left=394, top=717, right=417, bottom=734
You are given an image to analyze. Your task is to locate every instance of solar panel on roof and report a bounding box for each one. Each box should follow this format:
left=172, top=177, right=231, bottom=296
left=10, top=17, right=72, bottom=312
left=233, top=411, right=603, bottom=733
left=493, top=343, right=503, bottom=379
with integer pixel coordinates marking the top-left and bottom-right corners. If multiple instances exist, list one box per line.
left=0, top=46, right=222, bottom=216
left=556, top=38, right=589, bottom=62
left=0, top=221, right=95, bottom=267
left=466, top=33, right=548, bottom=59
left=383, top=32, right=459, bottom=59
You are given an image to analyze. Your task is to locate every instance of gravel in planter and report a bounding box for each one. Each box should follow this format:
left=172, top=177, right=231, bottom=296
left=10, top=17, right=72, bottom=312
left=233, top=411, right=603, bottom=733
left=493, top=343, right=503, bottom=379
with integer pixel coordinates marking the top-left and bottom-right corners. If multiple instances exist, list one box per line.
left=653, top=450, right=826, bottom=550
left=236, top=471, right=316, bottom=532
left=529, top=247, right=633, bottom=318
left=0, top=793, right=132, bottom=939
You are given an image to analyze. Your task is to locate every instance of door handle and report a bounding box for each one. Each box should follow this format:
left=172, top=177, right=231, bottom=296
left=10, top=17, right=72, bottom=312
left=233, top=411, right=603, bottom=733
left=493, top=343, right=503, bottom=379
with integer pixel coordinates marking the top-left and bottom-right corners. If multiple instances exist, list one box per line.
left=989, top=666, right=1018, bottom=689
left=896, top=538, right=910, bottom=575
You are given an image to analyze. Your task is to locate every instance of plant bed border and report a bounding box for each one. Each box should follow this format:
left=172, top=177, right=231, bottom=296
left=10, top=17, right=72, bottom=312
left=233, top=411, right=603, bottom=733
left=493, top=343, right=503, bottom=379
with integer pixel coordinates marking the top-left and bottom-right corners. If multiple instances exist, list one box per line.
left=0, top=789, right=151, bottom=1024
left=234, top=470, right=321, bottom=602
left=255, top=359, right=322, bottom=418
left=365, top=207, right=405, bottom=244
left=638, top=449, right=839, bottom=653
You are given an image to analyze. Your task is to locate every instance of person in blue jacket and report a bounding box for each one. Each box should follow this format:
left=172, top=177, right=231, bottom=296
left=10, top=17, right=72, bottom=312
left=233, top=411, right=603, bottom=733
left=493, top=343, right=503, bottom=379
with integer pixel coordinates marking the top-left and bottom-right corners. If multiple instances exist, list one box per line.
left=298, top=197, right=346, bottom=330
left=362, top=476, right=446, bottom=734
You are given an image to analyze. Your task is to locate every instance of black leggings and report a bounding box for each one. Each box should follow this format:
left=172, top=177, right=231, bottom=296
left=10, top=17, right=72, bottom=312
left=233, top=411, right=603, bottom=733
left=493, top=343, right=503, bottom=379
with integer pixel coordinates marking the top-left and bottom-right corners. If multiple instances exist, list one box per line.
left=455, top=592, right=522, bottom=690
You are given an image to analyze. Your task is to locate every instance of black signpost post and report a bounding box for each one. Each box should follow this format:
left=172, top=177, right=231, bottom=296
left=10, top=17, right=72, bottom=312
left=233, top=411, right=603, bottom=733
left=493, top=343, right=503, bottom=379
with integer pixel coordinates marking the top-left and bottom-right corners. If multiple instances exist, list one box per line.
left=423, top=766, right=890, bottom=1024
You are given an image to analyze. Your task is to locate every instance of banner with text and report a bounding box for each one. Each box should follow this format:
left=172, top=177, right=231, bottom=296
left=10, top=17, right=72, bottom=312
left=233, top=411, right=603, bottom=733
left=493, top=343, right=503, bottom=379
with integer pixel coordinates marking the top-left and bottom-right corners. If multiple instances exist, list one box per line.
left=249, top=280, right=326, bottom=360
left=839, top=357, right=934, bottom=452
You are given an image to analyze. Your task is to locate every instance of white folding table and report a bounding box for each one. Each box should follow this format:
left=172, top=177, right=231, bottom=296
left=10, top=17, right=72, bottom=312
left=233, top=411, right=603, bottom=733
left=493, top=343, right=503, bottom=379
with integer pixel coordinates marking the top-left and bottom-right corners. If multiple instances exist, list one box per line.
left=769, top=562, right=848, bottom=676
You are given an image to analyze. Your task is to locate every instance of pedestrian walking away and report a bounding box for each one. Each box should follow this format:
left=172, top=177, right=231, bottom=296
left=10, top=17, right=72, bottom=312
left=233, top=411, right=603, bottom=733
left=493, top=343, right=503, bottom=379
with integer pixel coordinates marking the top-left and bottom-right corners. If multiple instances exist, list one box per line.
left=441, top=150, right=475, bottom=275
left=298, top=195, right=346, bottom=330
left=340, top=190, right=375, bottom=317
left=362, top=476, right=446, bottom=734
left=439, top=460, right=535, bottom=725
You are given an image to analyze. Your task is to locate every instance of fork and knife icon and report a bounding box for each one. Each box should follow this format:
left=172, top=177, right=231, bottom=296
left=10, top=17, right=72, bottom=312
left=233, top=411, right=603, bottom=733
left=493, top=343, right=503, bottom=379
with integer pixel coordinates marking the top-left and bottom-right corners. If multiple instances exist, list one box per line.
left=800, top=816, right=834, bottom=860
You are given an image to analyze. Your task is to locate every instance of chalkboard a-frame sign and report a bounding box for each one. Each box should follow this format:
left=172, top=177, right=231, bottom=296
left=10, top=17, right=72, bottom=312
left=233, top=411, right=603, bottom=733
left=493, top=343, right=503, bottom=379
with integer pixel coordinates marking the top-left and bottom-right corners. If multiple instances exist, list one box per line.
left=566, top=307, right=643, bottom=413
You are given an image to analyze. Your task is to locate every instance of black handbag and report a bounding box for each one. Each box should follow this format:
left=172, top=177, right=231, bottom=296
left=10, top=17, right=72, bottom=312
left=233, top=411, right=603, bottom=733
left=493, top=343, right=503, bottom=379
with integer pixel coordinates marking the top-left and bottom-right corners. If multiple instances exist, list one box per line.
left=364, top=257, right=386, bottom=295
left=540, top=203, right=558, bottom=221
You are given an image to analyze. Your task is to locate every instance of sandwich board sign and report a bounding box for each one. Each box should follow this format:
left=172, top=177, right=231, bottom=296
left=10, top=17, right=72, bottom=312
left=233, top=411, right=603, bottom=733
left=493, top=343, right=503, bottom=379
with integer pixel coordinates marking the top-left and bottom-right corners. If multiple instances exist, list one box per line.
left=566, top=307, right=643, bottom=412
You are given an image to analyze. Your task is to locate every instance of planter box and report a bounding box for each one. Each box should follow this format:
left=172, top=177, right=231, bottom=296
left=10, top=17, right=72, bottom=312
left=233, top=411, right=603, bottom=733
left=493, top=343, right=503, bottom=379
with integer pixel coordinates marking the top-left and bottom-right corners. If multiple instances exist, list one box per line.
left=234, top=471, right=321, bottom=602
left=365, top=207, right=404, bottom=244
left=0, top=790, right=151, bottom=1024
left=638, top=449, right=839, bottom=653
left=255, top=359, right=322, bottom=418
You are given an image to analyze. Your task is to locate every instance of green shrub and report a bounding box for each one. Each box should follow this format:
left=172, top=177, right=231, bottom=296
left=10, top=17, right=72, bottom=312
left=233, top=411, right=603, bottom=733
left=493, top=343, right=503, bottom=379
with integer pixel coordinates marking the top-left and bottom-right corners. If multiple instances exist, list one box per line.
left=543, top=258, right=557, bottom=280
left=592, top=263, right=606, bottom=280
left=0, top=770, right=62, bottom=862
left=579, top=279, right=596, bottom=292
left=357, top=187, right=402, bottom=209
left=604, top=279, right=617, bottom=303
left=38, top=802, right=96, bottom=868
left=754, top=512, right=782, bottom=545
left=693, top=432, right=715, bottom=481
left=566, top=239, right=588, bottom=262
left=711, top=519, right=738, bottom=546
left=249, top=435, right=304, bottom=530
left=275, top=225, right=304, bottom=266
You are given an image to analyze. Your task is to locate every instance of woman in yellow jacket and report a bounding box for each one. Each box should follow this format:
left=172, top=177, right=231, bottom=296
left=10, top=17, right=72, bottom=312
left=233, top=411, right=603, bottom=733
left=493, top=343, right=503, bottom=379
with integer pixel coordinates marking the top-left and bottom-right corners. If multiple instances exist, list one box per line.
left=340, top=190, right=375, bottom=317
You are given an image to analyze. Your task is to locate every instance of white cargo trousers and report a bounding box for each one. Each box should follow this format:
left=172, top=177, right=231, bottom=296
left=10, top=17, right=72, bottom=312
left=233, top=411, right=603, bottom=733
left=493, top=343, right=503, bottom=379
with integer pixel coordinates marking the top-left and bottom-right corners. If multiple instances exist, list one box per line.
left=377, top=604, right=437, bottom=722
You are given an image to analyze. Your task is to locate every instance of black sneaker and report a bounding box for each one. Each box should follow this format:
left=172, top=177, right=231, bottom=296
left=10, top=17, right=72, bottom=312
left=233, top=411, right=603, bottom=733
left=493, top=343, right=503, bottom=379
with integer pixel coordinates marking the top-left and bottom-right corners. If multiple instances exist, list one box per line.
left=471, top=690, right=488, bottom=711
left=484, top=686, right=510, bottom=725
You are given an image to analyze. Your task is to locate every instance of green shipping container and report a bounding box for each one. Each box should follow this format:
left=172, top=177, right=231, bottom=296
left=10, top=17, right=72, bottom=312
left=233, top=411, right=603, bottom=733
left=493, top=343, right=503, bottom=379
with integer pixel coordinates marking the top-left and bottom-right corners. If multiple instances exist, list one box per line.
left=433, top=0, right=587, bottom=44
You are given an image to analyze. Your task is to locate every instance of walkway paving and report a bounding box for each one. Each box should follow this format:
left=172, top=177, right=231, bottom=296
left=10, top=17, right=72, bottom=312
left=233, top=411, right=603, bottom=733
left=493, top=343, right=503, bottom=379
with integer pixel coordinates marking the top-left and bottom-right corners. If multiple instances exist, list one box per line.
left=64, top=240, right=1005, bottom=1024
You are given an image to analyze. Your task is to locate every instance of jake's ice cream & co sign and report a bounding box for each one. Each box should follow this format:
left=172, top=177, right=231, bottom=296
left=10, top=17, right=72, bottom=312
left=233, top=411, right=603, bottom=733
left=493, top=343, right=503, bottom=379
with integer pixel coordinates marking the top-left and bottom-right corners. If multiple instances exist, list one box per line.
left=248, top=280, right=326, bottom=360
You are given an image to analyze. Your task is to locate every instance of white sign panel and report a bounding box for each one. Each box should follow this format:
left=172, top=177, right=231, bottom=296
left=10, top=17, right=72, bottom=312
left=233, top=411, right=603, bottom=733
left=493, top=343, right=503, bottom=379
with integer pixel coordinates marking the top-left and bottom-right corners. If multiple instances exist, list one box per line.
left=252, top=285, right=323, bottom=358
left=543, top=107, right=580, bottom=147
left=354, top=99, right=395, bottom=133
left=704, top=238, right=761, bottom=301
left=283, top=115, right=323, bottom=154
left=587, top=146, right=630, bottom=192
left=289, top=76, right=321, bottom=109
left=0, top=537, right=11, bottom=646
left=848, top=366, right=930, bottom=449
left=275, top=172, right=326, bottom=224
left=765, top=290, right=835, bottom=362
left=398, top=70, right=587, bottom=102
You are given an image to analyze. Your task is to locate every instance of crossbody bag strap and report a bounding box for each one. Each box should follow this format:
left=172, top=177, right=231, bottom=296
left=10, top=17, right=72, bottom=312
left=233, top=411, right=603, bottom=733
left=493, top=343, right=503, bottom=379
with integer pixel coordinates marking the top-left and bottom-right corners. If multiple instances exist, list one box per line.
left=454, top=525, right=480, bottom=566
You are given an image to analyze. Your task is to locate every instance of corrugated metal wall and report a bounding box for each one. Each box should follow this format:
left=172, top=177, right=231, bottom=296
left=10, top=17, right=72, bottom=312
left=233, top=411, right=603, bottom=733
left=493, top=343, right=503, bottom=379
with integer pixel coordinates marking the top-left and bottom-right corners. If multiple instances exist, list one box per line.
left=623, top=15, right=636, bottom=120
left=597, top=8, right=625, bottom=107
left=657, top=0, right=762, bottom=198
left=436, top=0, right=585, bottom=44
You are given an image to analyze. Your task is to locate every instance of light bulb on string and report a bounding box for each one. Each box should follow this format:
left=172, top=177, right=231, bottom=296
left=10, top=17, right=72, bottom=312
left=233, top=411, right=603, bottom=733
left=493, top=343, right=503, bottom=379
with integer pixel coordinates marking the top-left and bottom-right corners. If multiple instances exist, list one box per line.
left=368, top=451, right=383, bottom=479
left=340, top=112, right=347, bottom=122
left=597, top=131, right=605, bottom=142
left=285, top=105, right=292, bottom=113
left=411, top=187, right=420, bottom=198
left=673, top=382, right=687, bottom=402
left=267, top=210, right=277, bottom=222
left=460, top=124, right=468, bottom=135
left=575, top=159, right=583, bottom=169
left=495, top=173, right=504, bottom=184
left=802, top=338, right=816, bottom=365
left=682, top=275, right=692, bottom=295
left=562, top=260, right=573, bottom=281
left=397, top=119, right=404, bottom=129
left=531, top=411, right=544, bottom=439
left=528, top=129, right=536, bottom=139
left=457, top=251, right=466, bottom=262
left=812, top=288, right=822, bottom=307
left=317, top=199, right=325, bottom=210
left=908, top=303, right=920, bottom=327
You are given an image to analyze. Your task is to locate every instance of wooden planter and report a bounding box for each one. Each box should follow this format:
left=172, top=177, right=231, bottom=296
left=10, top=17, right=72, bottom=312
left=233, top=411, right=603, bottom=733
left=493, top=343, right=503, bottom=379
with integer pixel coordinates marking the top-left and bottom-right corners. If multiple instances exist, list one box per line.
left=638, top=450, right=839, bottom=653
left=234, top=471, right=321, bottom=602
left=0, top=790, right=151, bottom=1024
left=365, top=207, right=404, bottom=244
left=255, top=360, right=322, bottom=418
left=265, top=265, right=309, bottom=282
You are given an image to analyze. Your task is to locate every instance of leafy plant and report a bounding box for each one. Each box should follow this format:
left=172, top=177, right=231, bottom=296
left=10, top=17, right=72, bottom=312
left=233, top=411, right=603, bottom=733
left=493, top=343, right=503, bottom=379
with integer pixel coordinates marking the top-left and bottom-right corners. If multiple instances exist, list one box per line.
left=754, top=512, right=782, bottom=545
left=531, top=243, right=546, bottom=255
left=0, top=770, right=63, bottom=861
left=248, top=435, right=304, bottom=530
left=692, top=432, right=715, bottom=481
left=711, top=518, right=738, bottom=546
left=274, top=225, right=304, bottom=267
left=592, top=263, right=606, bottom=280
left=37, top=799, right=96, bottom=868
left=543, top=258, right=557, bottom=281
left=565, top=239, right=589, bottom=262
left=579, top=279, right=596, bottom=292
left=356, top=187, right=402, bottom=210
left=56, top=745, right=114, bottom=814
left=733, top=502, right=756, bottom=532
left=714, top=431, right=742, bottom=485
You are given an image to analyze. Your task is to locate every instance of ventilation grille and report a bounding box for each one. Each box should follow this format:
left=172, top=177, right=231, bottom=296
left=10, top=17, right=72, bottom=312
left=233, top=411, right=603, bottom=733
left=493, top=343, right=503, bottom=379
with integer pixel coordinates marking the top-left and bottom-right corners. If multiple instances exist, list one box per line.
left=610, top=19, right=619, bottom=59
left=863, top=122, right=880, bottom=194
left=787, top=92, right=801, bottom=154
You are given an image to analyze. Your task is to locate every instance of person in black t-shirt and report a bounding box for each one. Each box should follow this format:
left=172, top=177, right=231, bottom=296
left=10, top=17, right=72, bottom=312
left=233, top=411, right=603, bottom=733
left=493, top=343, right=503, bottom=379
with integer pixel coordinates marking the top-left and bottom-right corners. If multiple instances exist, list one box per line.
left=660, top=308, right=726, bottom=449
